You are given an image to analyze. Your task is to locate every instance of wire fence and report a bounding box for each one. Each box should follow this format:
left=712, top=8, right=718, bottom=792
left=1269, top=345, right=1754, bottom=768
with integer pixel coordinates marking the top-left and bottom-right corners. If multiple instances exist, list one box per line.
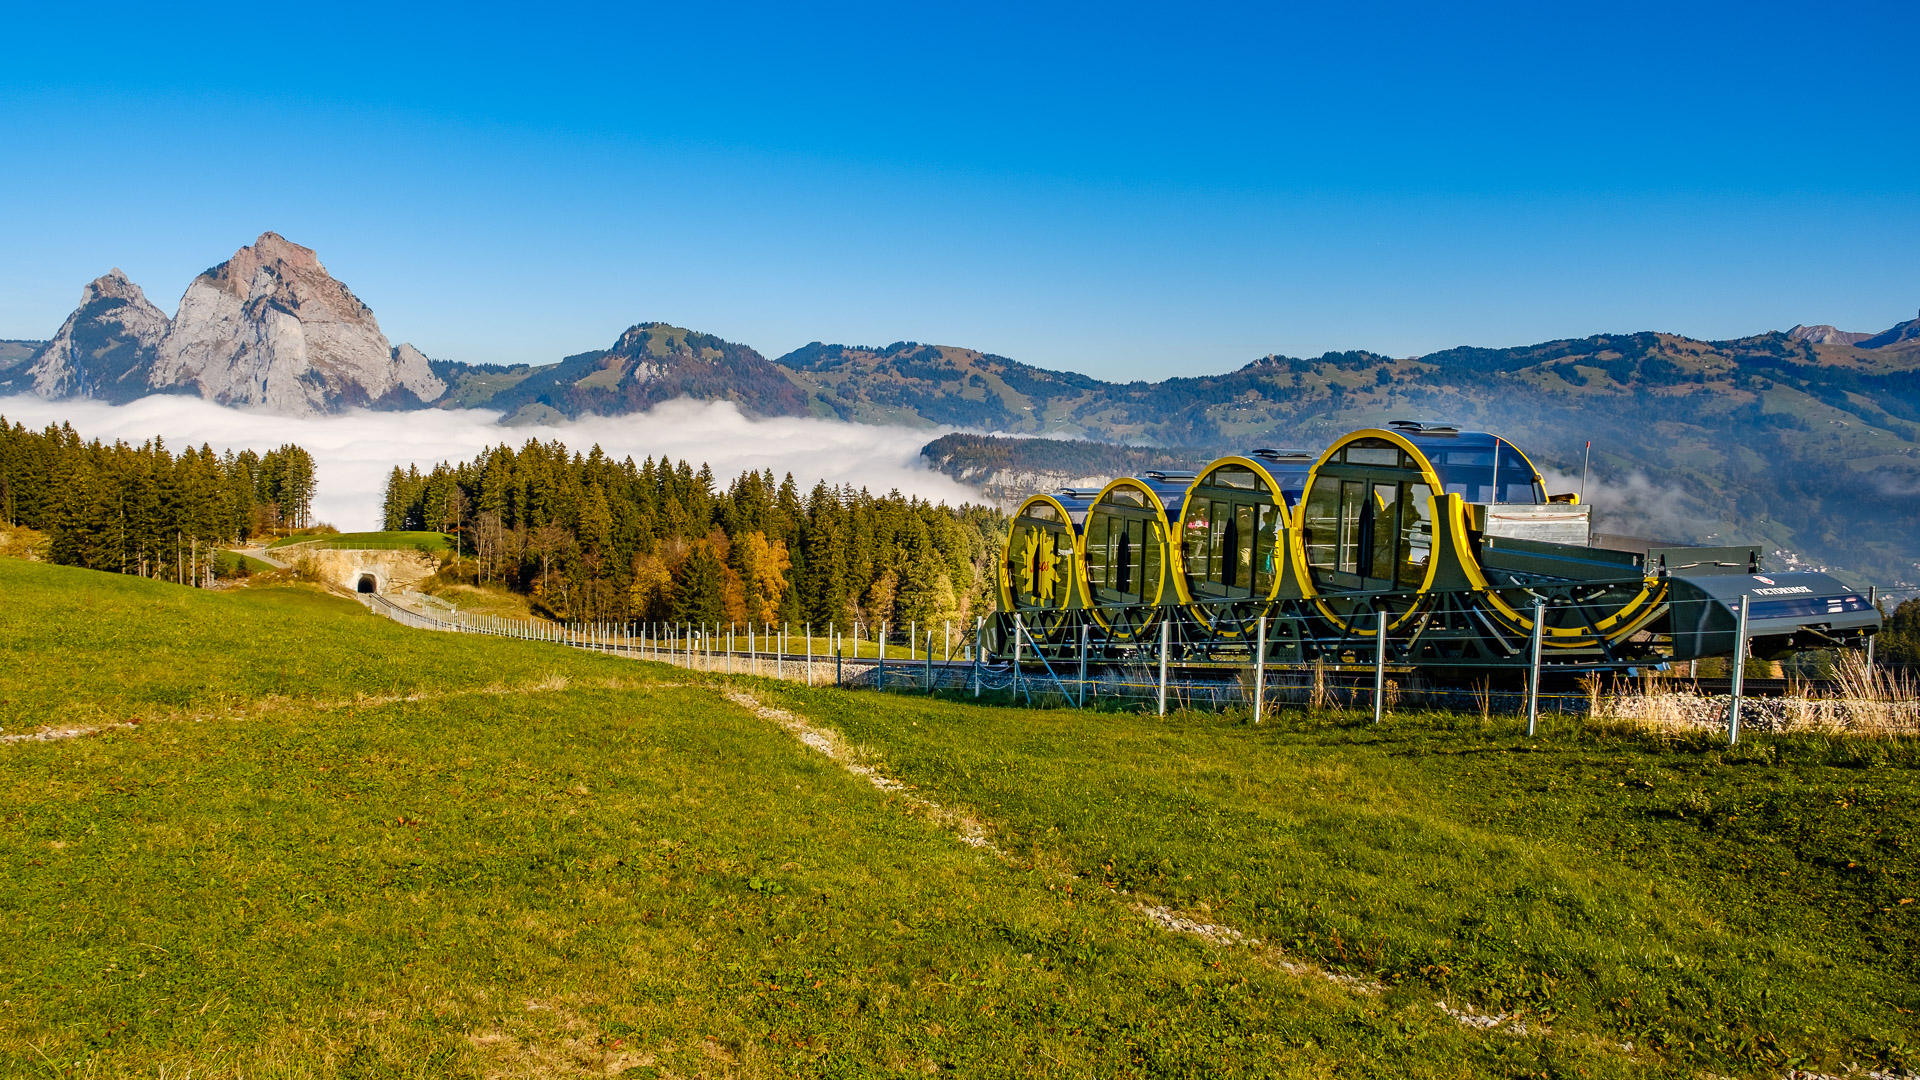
left=355, top=595, right=1920, bottom=744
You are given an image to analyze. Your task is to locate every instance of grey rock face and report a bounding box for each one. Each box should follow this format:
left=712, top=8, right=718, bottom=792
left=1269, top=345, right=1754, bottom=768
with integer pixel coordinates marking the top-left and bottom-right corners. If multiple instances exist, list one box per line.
left=1785, top=323, right=1873, bottom=346
left=26, top=269, right=172, bottom=402
left=150, top=232, right=445, bottom=413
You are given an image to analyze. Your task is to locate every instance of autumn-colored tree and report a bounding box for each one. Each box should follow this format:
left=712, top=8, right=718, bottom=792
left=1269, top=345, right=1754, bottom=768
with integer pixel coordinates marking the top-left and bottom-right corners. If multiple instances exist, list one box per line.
left=731, top=531, right=791, bottom=626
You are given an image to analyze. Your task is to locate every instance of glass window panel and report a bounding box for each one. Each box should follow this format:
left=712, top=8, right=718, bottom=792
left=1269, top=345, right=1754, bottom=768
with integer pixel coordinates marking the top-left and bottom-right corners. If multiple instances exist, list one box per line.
left=1305, top=476, right=1340, bottom=574
left=1399, top=483, right=1433, bottom=588
left=1254, top=504, right=1279, bottom=593
left=1185, top=501, right=1211, bottom=581
left=1346, top=446, right=1399, bottom=466
left=1106, top=487, right=1146, bottom=507
left=1023, top=501, right=1062, bottom=523
left=1142, top=520, right=1162, bottom=601
left=1115, top=518, right=1134, bottom=595
left=1233, top=503, right=1254, bottom=593
left=1209, top=466, right=1263, bottom=491
left=1370, top=482, right=1398, bottom=586
left=1209, top=500, right=1229, bottom=583
left=1339, top=481, right=1365, bottom=574
left=1098, top=511, right=1113, bottom=588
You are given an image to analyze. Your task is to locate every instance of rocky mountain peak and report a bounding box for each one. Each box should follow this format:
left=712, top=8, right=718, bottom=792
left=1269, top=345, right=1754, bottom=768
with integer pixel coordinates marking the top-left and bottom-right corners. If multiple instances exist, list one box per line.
left=23, top=268, right=172, bottom=401
left=147, top=233, right=443, bottom=413
left=1786, top=323, right=1873, bottom=346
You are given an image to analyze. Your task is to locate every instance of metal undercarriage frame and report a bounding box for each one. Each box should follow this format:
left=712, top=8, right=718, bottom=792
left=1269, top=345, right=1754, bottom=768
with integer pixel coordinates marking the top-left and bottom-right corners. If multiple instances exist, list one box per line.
left=992, top=575, right=1674, bottom=677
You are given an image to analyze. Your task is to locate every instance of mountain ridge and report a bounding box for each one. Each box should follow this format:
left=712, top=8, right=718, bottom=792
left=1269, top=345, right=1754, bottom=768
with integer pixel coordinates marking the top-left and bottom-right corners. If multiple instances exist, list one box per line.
left=8, top=234, right=1918, bottom=587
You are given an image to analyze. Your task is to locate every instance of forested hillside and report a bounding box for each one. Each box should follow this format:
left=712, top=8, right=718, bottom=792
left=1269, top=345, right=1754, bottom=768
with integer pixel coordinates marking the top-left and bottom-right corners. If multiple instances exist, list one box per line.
left=379, top=439, right=1005, bottom=630
left=0, top=417, right=314, bottom=579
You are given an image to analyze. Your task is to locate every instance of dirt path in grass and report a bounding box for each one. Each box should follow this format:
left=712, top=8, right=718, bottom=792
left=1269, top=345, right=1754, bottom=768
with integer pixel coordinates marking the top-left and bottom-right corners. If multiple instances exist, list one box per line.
left=715, top=686, right=1628, bottom=1044
left=718, top=687, right=1404, bottom=985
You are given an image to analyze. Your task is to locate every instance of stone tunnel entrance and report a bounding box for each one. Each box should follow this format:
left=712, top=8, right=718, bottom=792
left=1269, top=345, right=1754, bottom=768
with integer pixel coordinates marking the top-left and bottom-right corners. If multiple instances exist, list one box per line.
left=357, top=574, right=377, bottom=594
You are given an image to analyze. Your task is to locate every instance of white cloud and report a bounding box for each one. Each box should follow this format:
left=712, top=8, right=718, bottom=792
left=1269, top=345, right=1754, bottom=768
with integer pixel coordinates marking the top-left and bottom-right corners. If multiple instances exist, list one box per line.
left=0, top=395, right=981, bottom=530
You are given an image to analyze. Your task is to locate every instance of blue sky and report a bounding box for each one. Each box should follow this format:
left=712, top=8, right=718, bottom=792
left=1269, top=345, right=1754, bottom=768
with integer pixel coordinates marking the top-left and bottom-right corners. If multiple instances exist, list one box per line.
left=2, top=1, right=1915, bottom=381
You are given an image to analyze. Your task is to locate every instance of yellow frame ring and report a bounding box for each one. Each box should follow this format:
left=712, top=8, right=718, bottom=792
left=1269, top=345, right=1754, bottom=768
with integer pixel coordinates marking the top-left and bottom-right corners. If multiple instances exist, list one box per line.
left=1082, top=477, right=1173, bottom=640
left=1170, top=455, right=1290, bottom=637
left=1001, top=493, right=1082, bottom=615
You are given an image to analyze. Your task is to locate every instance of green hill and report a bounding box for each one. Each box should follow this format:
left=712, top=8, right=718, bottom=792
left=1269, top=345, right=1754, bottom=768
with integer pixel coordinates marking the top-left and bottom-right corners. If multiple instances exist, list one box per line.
left=4, top=558, right=1917, bottom=1075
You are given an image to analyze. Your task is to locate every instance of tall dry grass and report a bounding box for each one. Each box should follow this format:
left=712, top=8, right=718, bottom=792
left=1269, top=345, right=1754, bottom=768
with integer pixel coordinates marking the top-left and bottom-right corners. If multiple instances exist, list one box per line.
left=1594, top=653, right=1919, bottom=736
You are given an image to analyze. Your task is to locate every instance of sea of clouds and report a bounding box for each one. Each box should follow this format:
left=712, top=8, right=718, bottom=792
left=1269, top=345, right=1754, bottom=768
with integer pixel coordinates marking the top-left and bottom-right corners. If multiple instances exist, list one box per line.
left=0, top=395, right=983, bottom=531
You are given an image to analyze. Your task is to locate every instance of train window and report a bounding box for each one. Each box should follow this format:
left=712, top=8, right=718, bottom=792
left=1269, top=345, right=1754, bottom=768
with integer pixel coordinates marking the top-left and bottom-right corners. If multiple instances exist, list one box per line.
left=1345, top=445, right=1400, bottom=467
left=1209, top=500, right=1230, bottom=584
left=1115, top=520, right=1134, bottom=594
left=1398, top=483, right=1433, bottom=588
left=1367, top=483, right=1398, bottom=585
left=1232, top=504, right=1254, bottom=592
left=1304, top=476, right=1339, bottom=574
left=1185, top=502, right=1211, bottom=581
left=1086, top=514, right=1109, bottom=589
left=1254, top=504, right=1279, bottom=593
left=1024, top=502, right=1062, bottom=524
left=1106, top=488, right=1146, bottom=508
left=1210, top=466, right=1264, bottom=491
left=1432, top=443, right=1541, bottom=504
left=1142, top=521, right=1162, bottom=600
left=1339, top=480, right=1365, bottom=574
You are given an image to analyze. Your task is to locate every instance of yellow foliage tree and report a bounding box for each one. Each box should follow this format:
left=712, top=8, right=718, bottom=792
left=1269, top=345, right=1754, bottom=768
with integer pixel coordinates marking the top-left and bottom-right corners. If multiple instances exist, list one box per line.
left=731, top=531, right=792, bottom=626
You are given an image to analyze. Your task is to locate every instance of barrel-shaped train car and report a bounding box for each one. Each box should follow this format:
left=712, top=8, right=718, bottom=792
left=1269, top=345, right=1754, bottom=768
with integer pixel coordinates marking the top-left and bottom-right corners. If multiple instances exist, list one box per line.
left=994, top=420, right=1880, bottom=673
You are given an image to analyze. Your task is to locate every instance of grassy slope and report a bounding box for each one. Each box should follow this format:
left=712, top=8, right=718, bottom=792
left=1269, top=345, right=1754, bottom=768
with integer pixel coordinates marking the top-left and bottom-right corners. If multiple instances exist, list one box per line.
left=1, top=560, right=1915, bottom=1076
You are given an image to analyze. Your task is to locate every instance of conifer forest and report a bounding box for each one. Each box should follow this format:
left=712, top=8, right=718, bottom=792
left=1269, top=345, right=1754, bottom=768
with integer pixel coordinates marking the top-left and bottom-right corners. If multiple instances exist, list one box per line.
left=381, top=440, right=1006, bottom=631
left=0, top=417, right=315, bottom=582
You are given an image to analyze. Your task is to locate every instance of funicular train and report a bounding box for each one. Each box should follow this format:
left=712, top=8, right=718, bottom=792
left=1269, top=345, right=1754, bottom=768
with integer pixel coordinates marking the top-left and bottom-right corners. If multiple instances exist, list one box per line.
left=991, top=421, right=1881, bottom=680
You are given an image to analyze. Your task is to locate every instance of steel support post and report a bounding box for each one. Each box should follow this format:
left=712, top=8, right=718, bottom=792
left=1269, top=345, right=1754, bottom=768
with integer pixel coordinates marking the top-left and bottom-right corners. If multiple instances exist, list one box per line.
left=1729, top=594, right=1750, bottom=746
left=1526, top=599, right=1544, bottom=737
left=1868, top=586, right=1878, bottom=674
left=1011, top=615, right=1022, bottom=698
left=1078, top=621, right=1089, bottom=708
left=1253, top=614, right=1267, bottom=725
left=1373, top=609, right=1388, bottom=725
left=973, top=618, right=982, bottom=697
left=1157, top=618, right=1171, bottom=717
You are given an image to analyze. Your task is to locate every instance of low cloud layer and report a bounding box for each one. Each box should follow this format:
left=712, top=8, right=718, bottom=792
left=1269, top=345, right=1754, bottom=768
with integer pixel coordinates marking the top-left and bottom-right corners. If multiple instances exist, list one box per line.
left=0, top=395, right=982, bottom=530
left=1540, top=466, right=1720, bottom=544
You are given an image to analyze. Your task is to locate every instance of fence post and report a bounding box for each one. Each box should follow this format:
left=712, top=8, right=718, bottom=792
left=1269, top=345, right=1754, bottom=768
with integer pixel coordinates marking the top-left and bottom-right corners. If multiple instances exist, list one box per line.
left=1729, top=594, right=1749, bottom=746
left=973, top=618, right=982, bottom=697
left=780, top=623, right=788, bottom=681
left=925, top=629, right=933, bottom=693
left=944, top=620, right=951, bottom=663
left=1253, top=614, right=1267, bottom=724
left=1157, top=618, right=1171, bottom=717
left=1078, top=621, right=1089, bottom=708
left=1867, top=585, right=1878, bottom=674
left=1527, top=599, right=1544, bottom=737
left=806, top=622, right=813, bottom=686
left=910, top=620, right=916, bottom=661
left=1012, top=615, right=1023, bottom=698
left=836, top=645, right=842, bottom=688
left=1373, top=608, right=1387, bottom=725
left=878, top=622, right=887, bottom=691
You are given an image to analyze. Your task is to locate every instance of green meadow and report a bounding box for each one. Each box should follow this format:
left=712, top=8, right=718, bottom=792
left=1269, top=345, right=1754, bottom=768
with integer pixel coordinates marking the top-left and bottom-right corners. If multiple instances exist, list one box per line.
left=1, top=558, right=1915, bottom=1077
